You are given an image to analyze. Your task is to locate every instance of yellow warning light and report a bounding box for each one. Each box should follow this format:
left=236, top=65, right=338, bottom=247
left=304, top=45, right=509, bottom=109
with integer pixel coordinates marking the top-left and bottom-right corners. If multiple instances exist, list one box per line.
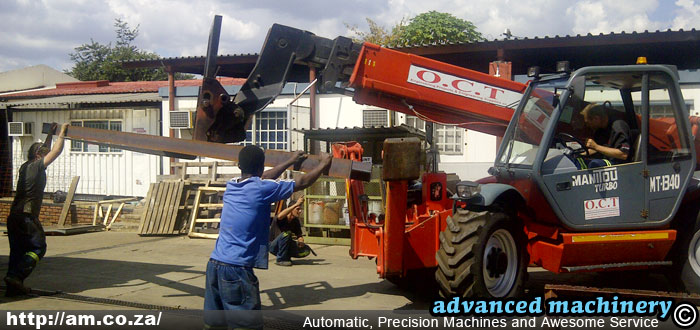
left=636, top=57, right=648, bottom=64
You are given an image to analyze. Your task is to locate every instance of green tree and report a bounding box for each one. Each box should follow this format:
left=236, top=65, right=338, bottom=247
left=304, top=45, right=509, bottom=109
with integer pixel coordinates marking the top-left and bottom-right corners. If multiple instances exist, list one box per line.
left=345, top=18, right=406, bottom=47
left=347, top=11, right=483, bottom=48
left=68, top=19, right=193, bottom=82
left=397, top=11, right=483, bottom=46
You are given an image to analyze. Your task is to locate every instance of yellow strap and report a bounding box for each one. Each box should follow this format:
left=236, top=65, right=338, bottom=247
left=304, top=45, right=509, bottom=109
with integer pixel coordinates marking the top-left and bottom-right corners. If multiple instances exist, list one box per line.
left=577, top=158, right=587, bottom=170
left=603, top=159, right=612, bottom=166
left=25, top=251, right=39, bottom=263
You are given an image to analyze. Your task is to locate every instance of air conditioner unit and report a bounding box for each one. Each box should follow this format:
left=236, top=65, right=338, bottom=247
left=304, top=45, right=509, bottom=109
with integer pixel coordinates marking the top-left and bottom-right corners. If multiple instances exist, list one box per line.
left=8, top=122, right=33, bottom=136
left=169, top=111, right=194, bottom=129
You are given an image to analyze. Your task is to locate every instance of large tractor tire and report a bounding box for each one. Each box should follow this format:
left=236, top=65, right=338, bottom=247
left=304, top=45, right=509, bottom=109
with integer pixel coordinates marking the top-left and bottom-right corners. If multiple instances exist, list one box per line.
left=435, top=209, right=528, bottom=298
left=673, top=210, right=700, bottom=293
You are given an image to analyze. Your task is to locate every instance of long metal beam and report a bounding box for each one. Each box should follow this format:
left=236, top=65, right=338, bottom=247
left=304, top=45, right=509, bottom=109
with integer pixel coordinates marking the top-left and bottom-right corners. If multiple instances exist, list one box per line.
left=43, top=124, right=371, bottom=181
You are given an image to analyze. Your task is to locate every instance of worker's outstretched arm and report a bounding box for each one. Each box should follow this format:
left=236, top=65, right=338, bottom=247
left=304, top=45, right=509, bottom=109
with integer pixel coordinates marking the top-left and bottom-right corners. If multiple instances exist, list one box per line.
left=44, top=123, right=68, bottom=167
left=294, top=154, right=332, bottom=192
left=277, top=197, right=303, bottom=220
left=262, top=151, right=306, bottom=180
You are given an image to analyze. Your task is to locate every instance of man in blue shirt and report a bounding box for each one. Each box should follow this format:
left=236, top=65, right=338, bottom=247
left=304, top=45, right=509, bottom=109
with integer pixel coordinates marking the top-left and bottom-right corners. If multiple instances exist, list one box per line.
left=204, top=145, right=331, bottom=316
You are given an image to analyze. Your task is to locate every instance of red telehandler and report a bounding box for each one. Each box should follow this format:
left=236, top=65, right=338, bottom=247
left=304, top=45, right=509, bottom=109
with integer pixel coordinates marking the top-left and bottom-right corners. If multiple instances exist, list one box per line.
left=54, top=16, right=700, bottom=299
left=192, top=17, right=700, bottom=299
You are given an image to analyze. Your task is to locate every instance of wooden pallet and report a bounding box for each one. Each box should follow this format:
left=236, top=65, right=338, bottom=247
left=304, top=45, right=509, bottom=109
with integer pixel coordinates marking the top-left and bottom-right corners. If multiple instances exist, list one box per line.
left=187, top=186, right=225, bottom=239
left=138, top=181, right=186, bottom=235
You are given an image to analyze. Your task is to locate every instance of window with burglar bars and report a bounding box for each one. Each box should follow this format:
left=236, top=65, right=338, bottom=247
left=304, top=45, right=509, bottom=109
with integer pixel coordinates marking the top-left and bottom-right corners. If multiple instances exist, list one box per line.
left=70, top=120, right=122, bottom=152
left=238, top=110, right=288, bottom=150
left=363, top=110, right=388, bottom=127
left=405, top=115, right=464, bottom=155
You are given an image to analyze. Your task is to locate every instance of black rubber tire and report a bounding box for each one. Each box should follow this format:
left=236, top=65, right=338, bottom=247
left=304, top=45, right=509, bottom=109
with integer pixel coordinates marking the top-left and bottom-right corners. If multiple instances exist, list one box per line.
left=672, top=210, right=700, bottom=293
left=435, top=208, right=528, bottom=298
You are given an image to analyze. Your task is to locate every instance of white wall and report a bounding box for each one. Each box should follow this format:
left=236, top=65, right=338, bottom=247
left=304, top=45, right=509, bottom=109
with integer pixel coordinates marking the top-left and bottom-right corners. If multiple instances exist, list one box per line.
left=11, top=107, right=161, bottom=197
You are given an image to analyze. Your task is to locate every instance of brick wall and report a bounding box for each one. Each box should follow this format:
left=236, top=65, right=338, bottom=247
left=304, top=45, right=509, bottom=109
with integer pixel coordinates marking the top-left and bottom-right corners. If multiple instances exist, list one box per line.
left=0, top=198, right=132, bottom=226
left=0, top=110, right=11, bottom=198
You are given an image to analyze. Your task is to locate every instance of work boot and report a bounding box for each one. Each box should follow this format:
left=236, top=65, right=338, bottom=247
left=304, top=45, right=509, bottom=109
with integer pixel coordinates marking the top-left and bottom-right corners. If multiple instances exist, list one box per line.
left=4, top=276, right=30, bottom=297
left=275, top=260, right=292, bottom=267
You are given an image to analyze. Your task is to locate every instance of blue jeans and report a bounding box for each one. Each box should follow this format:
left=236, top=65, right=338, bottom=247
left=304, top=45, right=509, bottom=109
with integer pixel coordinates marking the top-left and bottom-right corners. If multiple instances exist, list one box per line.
left=204, top=259, right=260, bottom=310
left=269, top=232, right=293, bottom=262
left=204, top=259, right=262, bottom=329
left=6, top=213, right=46, bottom=281
left=269, top=232, right=311, bottom=262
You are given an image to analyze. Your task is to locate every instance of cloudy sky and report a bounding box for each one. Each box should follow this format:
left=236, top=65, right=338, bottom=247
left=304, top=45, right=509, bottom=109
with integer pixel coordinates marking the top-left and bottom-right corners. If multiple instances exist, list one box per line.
left=1, top=0, right=698, bottom=74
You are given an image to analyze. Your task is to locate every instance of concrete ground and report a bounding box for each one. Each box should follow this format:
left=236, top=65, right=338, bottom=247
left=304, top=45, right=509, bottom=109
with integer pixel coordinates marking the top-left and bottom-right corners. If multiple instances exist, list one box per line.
left=0, top=231, right=677, bottom=310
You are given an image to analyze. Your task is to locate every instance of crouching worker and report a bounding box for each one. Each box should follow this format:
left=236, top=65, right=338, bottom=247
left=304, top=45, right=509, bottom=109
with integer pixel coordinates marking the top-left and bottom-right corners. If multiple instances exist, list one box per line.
left=5, top=123, right=68, bottom=297
left=204, top=146, right=332, bottom=329
left=269, top=197, right=312, bottom=266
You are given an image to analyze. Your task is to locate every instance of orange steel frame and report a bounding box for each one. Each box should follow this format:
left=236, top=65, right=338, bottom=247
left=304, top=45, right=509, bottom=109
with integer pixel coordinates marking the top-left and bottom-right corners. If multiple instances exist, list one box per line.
left=343, top=163, right=677, bottom=278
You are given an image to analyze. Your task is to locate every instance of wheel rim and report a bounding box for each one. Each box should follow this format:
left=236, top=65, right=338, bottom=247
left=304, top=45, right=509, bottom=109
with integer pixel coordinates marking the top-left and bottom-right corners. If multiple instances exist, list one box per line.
left=689, top=230, right=700, bottom=275
left=482, top=229, right=518, bottom=297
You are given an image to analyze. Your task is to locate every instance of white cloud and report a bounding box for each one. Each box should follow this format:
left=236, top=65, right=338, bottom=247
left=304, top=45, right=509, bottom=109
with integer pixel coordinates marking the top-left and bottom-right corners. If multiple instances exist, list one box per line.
left=566, top=0, right=664, bottom=34
left=673, top=0, right=700, bottom=30
left=0, top=0, right=697, bottom=73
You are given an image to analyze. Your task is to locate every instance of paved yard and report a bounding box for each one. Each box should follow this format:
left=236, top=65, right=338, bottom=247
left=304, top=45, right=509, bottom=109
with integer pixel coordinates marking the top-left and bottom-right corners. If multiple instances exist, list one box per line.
left=0, top=231, right=675, bottom=310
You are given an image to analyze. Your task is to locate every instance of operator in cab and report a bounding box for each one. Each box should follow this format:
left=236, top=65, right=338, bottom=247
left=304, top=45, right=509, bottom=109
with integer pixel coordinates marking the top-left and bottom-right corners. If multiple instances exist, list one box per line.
left=580, top=103, right=632, bottom=168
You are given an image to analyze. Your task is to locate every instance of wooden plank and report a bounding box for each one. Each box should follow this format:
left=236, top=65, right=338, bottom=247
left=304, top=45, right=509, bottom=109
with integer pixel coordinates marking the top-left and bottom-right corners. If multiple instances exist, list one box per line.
left=97, top=197, right=138, bottom=205
left=211, top=162, right=218, bottom=181
left=154, top=182, right=174, bottom=234
left=188, top=232, right=219, bottom=239
left=57, top=176, right=80, bottom=227
left=167, top=181, right=186, bottom=234
left=102, top=204, right=113, bottom=226
left=138, top=183, right=156, bottom=234
left=153, top=181, right=173, bottom=235
left=145, top=182, right=166, bottom=234
left=198, top=203, right=224, bottom=208
left=162, top=181, right=183, bottom=234
left=180, top=163, right=188, bottom=180
left=195, top=218, right=221, bottom=223
left=106, top=203, right=125, bottom=230
left=155, top=182, right=175, bottom=234
left=187, top=190, right=203, bottom=236
left=160, top=181, right=177, bottom=234
left=199, top=187, right=227, bottom=192
left=92, top=202, right=99, bottom=226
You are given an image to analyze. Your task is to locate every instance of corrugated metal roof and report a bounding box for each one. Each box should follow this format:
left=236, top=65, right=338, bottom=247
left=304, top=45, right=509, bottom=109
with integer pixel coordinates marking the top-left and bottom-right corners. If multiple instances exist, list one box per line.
left=1, top=77, right=244, bottom=98
left=125, top=53, right=259, bottom=63
left=1, top=93, right=161, bottom=109
left=393, top=28, right=700, bottom=49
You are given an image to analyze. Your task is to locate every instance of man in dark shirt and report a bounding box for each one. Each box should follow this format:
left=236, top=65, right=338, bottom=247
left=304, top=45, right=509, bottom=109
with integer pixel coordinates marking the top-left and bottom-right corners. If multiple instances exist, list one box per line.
left=581, top=104, right=631, bottom=168
left=5, top=123, right=68, bottom=296
left=269, top=197, right=310, bottom=266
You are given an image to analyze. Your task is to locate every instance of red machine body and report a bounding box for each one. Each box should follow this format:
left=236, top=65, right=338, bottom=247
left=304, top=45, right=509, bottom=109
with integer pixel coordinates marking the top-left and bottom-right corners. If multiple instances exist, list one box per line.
left=331, top=40, right=685, bottom=281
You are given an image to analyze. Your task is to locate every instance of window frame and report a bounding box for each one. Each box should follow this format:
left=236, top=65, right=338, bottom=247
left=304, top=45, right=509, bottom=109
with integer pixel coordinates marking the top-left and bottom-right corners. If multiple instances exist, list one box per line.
left=405, top=115, right=464, bottom=155
left=238, top=109, right=289, bottom=151
left=70, top=120, right=123, bottom=153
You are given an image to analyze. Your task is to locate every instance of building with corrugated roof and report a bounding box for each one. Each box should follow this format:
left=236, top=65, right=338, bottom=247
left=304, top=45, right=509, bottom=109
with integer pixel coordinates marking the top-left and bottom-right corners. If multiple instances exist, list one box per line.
left=1, top=77, right=242, bottom=197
